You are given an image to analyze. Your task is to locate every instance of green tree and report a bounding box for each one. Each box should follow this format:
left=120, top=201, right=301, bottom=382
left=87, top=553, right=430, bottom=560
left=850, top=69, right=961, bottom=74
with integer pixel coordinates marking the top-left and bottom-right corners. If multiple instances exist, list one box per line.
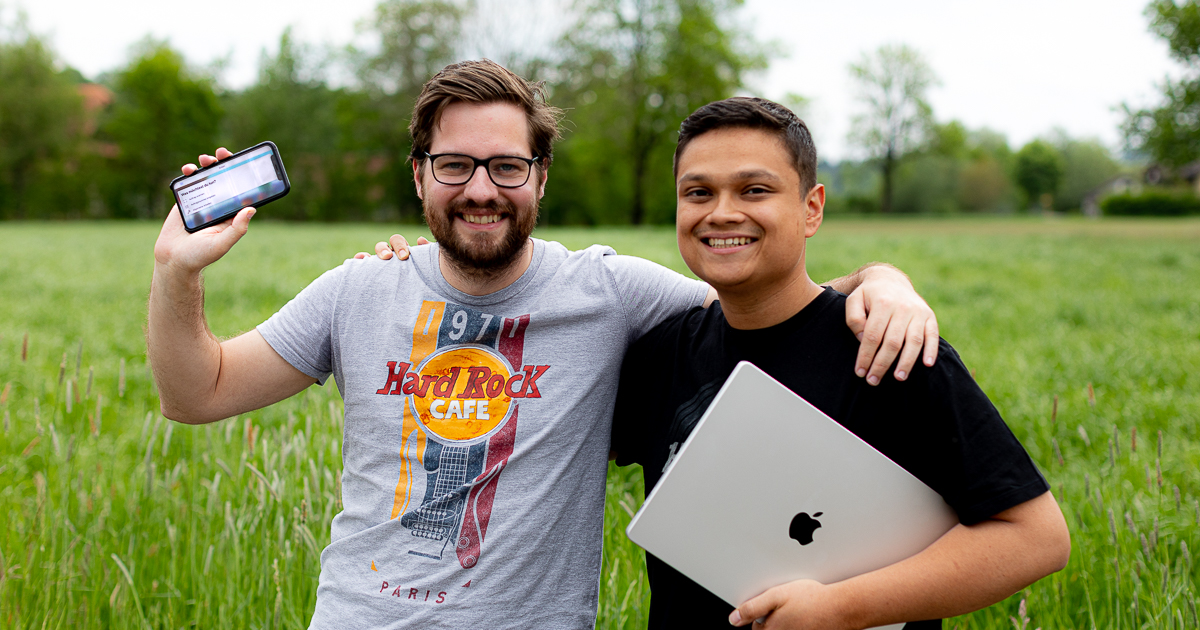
left=1123, top=0, right=1200, bottom=166
left=225, top=28, right=348, bottom=220
left=1052, top=134, right=1120, bottom=211
left=848, top=44, right=937, bottom=214
left=349, top=0, right=465, bottom=221
left=958, top=127, right=1016, bottom=213
left=550, top=0, right=767, bottom=225
left=100, top=40, right=222, bottom=218
left=0, top=14, right=83, bottom=218
left=1015, top=139, right=1064, bottom=210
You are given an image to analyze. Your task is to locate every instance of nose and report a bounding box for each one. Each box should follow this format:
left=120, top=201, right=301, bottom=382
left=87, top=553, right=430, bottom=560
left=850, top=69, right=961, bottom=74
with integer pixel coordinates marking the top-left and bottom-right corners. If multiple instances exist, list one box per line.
left=463, top=164, right=499, bottom=204
left=706, top=191, right=745, bottom=226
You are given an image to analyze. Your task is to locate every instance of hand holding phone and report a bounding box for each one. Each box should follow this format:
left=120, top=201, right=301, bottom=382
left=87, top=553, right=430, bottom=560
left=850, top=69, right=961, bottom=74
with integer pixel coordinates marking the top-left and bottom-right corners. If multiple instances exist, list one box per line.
left=154, top=148, right=260, bottom=278
left=170, top=141, right=290, bottom=233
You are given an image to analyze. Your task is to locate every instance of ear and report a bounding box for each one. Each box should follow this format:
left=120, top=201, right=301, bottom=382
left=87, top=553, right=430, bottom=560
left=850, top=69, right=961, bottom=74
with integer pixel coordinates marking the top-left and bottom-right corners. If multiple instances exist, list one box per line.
left=536, top=166, right=549, bottom=199
left=412, top=159, right=424, bottom=200
left=804, top=183, right=825, bottom=238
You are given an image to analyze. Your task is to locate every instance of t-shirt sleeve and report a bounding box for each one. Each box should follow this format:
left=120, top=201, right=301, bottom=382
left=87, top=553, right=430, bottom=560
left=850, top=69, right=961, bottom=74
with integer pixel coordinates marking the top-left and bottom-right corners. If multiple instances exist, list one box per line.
left=602, top=253, right=709, bottom=342
left=918, top=341, right=1050, bottom=525
left=256, top=262, right=351, bottom=386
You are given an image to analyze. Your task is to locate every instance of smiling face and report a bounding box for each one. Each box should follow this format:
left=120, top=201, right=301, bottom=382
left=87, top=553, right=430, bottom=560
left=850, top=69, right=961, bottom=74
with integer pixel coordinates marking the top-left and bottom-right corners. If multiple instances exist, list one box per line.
left=413, top=101, right=546, bottom=272
left=675, top=126, right=825, bottom=298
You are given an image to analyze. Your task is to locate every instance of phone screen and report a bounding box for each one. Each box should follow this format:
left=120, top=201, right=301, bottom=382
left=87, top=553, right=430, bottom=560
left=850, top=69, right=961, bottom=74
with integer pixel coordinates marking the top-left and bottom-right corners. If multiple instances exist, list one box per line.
left=173, top=144, right=288, bottom=231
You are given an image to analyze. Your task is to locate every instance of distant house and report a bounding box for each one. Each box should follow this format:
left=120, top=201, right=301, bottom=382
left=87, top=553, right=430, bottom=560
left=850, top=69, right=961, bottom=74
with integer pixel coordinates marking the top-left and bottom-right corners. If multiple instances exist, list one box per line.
left=1082, top=174, right=1140, bottom=217
left=1083, top=158, right=1200, bottom=216
left=1176, top=160, right=1200, bottom=195
left=1143, top=159, right=1200, bottom=193
left=76, top=83, right=117, bottom=158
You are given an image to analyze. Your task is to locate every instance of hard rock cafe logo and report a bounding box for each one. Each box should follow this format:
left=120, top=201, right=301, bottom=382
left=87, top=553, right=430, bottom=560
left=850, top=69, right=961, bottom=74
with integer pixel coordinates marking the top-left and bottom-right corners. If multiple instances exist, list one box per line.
left=376, top=346, right=549, bottom=444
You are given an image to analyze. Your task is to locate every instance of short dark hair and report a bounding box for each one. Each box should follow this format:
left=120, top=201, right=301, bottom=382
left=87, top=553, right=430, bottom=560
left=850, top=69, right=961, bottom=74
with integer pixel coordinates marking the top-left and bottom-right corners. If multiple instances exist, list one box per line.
left=409, top=59, right=564, bottom=172
left=674, top=97, right=818, bottom=192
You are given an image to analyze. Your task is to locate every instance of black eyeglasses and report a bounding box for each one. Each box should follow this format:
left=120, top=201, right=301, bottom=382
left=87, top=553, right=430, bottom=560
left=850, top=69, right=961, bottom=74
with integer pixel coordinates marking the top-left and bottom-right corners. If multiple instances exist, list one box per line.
left=423, top=152, right=541, bottom=188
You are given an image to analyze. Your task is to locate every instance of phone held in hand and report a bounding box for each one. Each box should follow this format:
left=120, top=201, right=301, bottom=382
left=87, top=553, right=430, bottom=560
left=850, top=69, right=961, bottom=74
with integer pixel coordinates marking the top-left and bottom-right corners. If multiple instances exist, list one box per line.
left=169, top=141, right=291, bottom=233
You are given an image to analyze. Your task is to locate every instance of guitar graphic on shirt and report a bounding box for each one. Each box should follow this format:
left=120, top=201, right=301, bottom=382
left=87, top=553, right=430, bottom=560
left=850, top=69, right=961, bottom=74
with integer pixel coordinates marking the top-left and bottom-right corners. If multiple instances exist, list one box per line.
left=380, top=300, right=541, bottom=569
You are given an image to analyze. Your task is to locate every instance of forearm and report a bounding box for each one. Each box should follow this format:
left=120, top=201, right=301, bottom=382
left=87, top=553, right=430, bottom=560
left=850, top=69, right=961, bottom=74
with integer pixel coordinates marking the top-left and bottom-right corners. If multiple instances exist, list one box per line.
left=148, top=264, right=226, bottom=423
left=822, top=263, right=908, bottom=295
left=828, top=492, right=1069, bottom=628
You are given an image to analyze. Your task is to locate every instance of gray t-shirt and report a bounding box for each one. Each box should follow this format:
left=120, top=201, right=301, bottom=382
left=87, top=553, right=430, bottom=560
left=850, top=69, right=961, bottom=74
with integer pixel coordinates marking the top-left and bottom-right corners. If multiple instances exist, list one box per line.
left=258, top=238, right=708, bottom=629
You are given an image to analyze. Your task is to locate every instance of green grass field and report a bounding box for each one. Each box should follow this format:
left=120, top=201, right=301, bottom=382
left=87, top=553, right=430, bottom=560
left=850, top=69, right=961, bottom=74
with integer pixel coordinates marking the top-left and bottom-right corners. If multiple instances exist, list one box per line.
left=1, top=217, right=1198, bottom=628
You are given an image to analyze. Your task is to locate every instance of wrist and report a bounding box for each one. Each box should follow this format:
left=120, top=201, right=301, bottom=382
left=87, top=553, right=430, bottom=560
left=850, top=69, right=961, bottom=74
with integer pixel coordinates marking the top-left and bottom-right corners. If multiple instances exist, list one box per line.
left=152, top=262, right=204, bottom=299
left=860, top=263, right=910, bottom=288
left=823, top=580, right=864, bottom=630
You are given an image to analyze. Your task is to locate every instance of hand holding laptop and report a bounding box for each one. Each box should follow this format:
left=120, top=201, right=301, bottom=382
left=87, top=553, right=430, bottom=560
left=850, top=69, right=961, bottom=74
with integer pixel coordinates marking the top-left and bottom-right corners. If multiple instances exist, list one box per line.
left=727, top=578, right=831, bottom=628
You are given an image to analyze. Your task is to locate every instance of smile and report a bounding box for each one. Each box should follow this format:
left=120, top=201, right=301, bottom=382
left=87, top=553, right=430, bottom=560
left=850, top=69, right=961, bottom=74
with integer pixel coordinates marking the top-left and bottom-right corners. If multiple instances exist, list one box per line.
left=705, top=237, right=755, bottom=248
left=461, top=214, right=503, bottom=225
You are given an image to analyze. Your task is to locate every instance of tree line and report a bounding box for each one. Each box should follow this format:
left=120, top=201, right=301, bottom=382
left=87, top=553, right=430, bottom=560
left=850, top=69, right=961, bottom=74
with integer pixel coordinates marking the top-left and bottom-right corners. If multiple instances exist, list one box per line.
left=3, top=0, right=1190, bottom=224
left=0, top=0, right=764, bottom=224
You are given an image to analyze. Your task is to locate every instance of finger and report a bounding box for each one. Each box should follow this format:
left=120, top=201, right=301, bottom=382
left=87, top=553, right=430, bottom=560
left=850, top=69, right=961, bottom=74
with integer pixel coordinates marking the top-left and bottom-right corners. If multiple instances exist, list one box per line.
left=853, top=310, right=889, bottom=383
left=198, top=154, right=216, bottom=167
left=731, top=589, right=780, bottom=627
left=215, top=147, right=232, bottom=160
left=867, top=312, right=910, bottom=386
left=923, top=316, right=940, bottom=367
left=844, top=290, right=867, bottom=340
left=396, top=232, right=415, bottom=258
left=893, top=317, right=926, bottom=381
left=416, top=236, right=430, bottom=245
left=182, top=163, right=198, bottom=175
left=374, top=241, right=393, bottom=260
left=354, top=252, right=370, bottom=259
left=218, top=207, right=255, bottom=249
left=391, top=234, right=412, bottom=260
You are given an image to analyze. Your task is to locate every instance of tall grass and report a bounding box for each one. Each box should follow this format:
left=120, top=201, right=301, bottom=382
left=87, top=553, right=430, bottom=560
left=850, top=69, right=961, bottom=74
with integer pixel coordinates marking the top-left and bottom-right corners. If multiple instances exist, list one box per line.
left=1, top=218, right=1198, bottom=628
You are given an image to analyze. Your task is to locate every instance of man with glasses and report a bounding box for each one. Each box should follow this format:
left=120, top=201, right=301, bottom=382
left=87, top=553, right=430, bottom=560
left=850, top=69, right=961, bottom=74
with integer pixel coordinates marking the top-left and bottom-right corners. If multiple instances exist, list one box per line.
left=147, top=60, right=939, bottom=628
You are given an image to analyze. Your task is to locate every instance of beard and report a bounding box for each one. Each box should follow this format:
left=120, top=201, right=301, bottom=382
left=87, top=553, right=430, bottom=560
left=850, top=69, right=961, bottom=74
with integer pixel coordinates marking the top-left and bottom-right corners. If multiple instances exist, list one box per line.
left=424, top=194, right=539, bottom=280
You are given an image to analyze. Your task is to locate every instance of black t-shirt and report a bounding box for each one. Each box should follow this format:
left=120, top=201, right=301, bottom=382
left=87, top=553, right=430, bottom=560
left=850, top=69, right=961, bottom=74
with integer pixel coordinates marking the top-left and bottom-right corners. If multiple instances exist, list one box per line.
left=612, top=288, right=1049, bottom=630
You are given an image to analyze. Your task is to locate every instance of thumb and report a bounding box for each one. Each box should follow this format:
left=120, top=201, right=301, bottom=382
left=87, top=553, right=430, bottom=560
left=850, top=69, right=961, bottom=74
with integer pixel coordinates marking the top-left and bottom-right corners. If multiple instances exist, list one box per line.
left=221, top=207, right=254, bottom=248
left=730, top=589, right=781, bottom=627
left=844, top=288, right=867, bottom=341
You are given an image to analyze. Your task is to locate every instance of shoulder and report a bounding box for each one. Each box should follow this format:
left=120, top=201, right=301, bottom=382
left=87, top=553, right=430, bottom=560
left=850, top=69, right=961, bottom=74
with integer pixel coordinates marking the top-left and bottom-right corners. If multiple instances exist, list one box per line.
left=915, top=338, right=984, bottom=399
left=527, top=239, right=610, bottom=277
left=629, top=301, right=720, bottom=359
left=538, top=238, right=684, bottom=279
left=330, top=250, right=425, bottom=285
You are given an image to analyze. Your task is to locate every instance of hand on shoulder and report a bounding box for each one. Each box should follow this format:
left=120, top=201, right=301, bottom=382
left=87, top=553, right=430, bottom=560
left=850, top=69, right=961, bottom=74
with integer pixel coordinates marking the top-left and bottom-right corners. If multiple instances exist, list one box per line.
left=352, top=234, right=430, bottom=261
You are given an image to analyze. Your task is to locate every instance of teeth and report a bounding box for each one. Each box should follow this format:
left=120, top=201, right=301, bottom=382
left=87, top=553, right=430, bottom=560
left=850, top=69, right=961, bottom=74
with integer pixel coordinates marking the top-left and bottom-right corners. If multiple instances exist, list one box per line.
left=463, top=214, right=502, bottom=225
left=707, top=237, right=753, bottom=248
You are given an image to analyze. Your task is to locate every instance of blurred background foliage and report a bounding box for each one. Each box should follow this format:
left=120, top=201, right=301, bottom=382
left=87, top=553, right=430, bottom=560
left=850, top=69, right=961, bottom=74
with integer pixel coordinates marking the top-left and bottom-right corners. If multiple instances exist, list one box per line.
left=0, top=0, right=1198, bottom=223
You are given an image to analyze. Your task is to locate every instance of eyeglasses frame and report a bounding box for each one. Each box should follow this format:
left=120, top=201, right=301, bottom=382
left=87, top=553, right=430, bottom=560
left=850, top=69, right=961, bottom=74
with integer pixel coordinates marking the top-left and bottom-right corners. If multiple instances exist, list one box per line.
left=421, top=152, right=542, bottom=189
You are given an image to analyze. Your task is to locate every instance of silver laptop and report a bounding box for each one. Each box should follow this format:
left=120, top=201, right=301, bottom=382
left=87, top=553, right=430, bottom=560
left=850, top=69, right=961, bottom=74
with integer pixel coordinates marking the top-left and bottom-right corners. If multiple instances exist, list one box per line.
left=626, top=361, right=958, bottom=630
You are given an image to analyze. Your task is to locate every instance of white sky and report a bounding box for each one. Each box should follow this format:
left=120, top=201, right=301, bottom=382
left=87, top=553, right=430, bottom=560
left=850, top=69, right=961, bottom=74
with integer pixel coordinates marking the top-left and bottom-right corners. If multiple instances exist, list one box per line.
left=10, top=0, right=1182, bottom=160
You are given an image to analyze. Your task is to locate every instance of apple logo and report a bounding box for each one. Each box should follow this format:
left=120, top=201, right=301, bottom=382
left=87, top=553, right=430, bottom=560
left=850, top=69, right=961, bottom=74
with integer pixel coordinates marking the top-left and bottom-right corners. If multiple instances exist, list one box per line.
left=789, top=512, right=823, bottom=545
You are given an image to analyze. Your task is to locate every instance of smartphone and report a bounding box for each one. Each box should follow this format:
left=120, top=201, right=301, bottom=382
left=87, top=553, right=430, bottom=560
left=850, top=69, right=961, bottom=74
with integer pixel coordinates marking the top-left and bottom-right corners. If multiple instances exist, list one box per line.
left=169, top=141, right=291, bottom=233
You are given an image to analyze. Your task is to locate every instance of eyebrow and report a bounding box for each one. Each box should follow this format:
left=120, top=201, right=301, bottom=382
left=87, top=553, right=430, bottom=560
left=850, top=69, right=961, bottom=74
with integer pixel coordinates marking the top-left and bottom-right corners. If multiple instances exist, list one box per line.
left=678, top=169, right=783, bottom=184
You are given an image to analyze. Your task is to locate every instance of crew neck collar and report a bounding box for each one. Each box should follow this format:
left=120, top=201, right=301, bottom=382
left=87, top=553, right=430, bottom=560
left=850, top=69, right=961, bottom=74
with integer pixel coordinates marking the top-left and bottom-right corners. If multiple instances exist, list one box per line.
left=409, top=238, right=547, bottom=307
left=720, top=286, right=839, bottom=336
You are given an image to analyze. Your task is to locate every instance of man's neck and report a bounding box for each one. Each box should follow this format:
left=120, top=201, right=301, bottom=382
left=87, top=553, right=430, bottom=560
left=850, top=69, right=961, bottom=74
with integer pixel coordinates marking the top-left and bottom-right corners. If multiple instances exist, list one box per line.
left=438, top=239, right=534, bottom=296
left=717, top=271, right=825, bottom=330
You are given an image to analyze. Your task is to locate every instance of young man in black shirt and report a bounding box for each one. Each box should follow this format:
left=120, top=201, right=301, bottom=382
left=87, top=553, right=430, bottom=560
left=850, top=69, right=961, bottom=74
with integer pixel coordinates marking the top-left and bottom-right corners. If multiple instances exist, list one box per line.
left=611, top=98, right=1070, bottom=629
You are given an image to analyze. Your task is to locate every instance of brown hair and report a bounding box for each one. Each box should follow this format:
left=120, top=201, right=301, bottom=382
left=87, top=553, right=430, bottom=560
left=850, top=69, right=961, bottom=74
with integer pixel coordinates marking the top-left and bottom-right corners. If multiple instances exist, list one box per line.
left=674, top=97, right=818, bottom=192
left=409, top=59, right=564, bottom=173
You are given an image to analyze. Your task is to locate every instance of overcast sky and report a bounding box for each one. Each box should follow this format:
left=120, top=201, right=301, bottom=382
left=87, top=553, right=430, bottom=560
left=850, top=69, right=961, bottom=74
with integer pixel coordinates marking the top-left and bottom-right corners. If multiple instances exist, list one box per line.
left=9, top=0, right=1181, bottom=159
